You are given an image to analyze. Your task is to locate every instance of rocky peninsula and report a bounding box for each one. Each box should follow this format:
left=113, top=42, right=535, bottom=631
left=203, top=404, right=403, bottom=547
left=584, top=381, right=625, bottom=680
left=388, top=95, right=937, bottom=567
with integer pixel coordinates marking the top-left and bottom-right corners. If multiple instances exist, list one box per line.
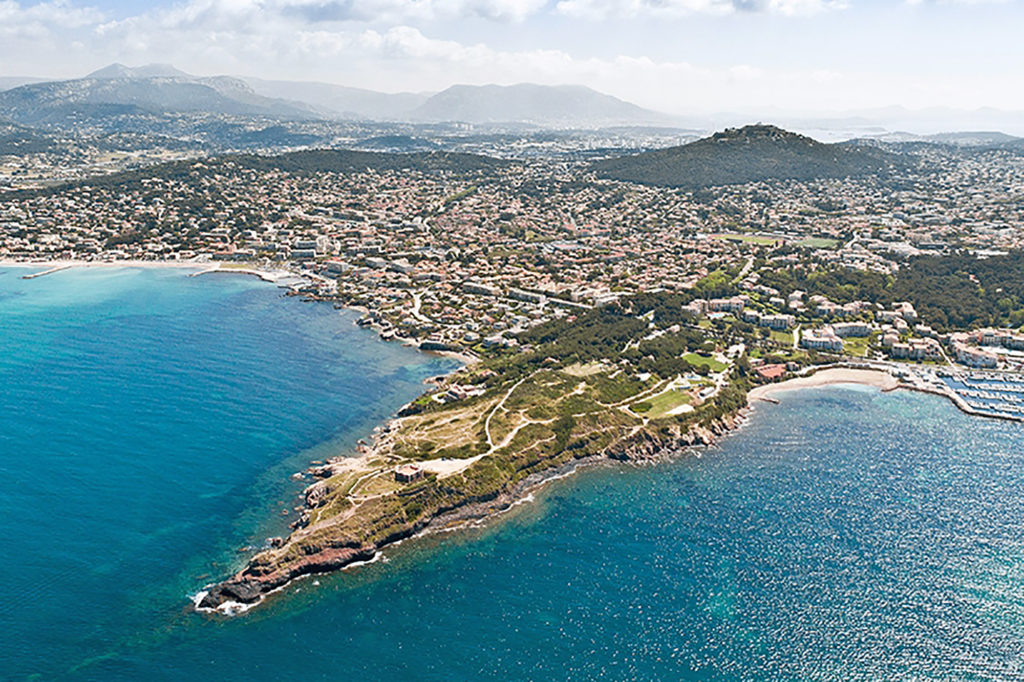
left=196, top=293, right=752, bottom=613
left=197, top=395, right=745, bottom=613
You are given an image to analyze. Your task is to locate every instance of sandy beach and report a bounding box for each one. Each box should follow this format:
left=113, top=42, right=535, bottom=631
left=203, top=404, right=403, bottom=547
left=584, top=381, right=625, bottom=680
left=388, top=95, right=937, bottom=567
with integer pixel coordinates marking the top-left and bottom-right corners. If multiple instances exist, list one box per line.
left=0, top=258, right=209, bottom=270
left=0, top=259, right=309, bottom=287
left=749, top=368, right=899, bottom=402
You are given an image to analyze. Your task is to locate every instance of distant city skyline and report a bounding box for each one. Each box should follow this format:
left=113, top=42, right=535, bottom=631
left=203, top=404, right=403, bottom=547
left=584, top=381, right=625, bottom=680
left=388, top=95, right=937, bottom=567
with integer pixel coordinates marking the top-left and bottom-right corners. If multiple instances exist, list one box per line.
left=2, top=0, right=1022, bottom=116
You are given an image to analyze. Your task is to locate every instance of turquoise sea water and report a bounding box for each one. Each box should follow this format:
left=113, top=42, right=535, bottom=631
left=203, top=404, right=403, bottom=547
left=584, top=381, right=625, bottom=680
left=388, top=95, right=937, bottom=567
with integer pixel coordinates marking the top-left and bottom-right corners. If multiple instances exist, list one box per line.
left=3, top=268, right=1024, bottom=681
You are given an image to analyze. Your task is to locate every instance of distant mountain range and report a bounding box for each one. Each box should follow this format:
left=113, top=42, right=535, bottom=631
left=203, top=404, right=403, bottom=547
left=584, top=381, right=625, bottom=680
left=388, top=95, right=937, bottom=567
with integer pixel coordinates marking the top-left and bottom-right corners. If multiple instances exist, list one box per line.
left=86, top=63, right=192, bottom=80
left=247, top=79, right=676, bottom=127
left=0, top=64, right=678, bottom=129
left=592, top=124, right=903, bottom=189
left=410, top=83, right=676, bottom=127
left=867, top=130, right=1021, bottom=147
left=0, top=65, right=317, bottom=126
left=243, top=77, right=430, bottom=120
left=842, top=106, right=1024, bottom=139
left=2, top=63, right=1024, bottom=157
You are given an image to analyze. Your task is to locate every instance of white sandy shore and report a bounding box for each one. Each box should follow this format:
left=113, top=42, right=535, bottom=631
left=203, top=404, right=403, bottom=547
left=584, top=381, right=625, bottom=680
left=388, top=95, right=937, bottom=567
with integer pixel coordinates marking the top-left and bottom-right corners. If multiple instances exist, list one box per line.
left=0, top=259, right=309, bottom=288
left=0, top=258, right=208, bottom=270
left=749, top=368, right=899, bottom=402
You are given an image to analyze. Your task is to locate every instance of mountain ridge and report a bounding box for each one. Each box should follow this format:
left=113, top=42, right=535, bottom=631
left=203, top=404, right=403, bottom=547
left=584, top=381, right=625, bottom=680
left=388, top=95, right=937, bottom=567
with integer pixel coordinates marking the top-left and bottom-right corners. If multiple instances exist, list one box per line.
left=0, top=66, right=320, bottom=126
left=86, top=63, right=193, bottom=80
left=243, top=77, right=431, bottom=120
left=0, top=65, right=682, bottom=130
left=409, top=83, right=678, bottom=127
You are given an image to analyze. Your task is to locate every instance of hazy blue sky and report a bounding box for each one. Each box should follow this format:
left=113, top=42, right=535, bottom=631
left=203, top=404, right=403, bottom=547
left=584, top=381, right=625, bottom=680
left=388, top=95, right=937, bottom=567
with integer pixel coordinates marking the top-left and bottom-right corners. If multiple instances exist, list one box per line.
left=1, top=0, right=1021, bottom=114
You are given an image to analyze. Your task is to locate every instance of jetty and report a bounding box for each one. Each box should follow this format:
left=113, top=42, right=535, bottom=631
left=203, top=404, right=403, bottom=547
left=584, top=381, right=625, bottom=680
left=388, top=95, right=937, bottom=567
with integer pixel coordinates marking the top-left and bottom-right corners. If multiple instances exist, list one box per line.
left=21, top=264, right=71, bottom=279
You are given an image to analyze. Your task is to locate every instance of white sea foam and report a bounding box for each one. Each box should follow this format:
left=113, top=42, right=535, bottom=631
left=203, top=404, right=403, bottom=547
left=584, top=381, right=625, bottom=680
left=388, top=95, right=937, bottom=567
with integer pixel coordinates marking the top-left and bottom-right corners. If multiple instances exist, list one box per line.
left=342, top=551, right=383, bottom=570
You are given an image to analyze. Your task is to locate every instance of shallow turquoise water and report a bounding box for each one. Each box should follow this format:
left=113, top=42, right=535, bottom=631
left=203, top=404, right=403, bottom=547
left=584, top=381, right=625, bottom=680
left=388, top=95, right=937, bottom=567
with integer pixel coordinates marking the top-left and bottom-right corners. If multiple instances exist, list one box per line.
left=3, top=269, right=1024, bottom=680
left=0, top=267, right=456, bottom=680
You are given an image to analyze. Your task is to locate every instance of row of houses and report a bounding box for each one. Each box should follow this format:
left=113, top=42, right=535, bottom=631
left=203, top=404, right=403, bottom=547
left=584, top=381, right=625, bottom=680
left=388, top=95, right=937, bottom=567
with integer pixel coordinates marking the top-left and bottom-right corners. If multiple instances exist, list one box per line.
left=684, top=296, right=748, bottom=318
left=877, top=302, right=918, bottom=323
left=885, top=336, right=943, bottom=361
left=740, top=309, right=796, bottom=330
left=941, top=328, right=1024, bottom=368
left=832, top=322, right=871, bottom=337
left=973, top=328, right=1024, bottom=351
left=951, top=342, right=999, bottom=368
left=799, top=321, right=874, bottom=353
left=812, top=298, right=872, bottom=318
left=800, top=327, right=844, bottom=352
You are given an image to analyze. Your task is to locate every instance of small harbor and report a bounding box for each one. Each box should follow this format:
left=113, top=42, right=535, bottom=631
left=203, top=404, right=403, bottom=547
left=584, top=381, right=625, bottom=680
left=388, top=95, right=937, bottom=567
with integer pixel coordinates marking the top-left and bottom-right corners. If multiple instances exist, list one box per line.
left=935, top=368, right=1024, bottom=422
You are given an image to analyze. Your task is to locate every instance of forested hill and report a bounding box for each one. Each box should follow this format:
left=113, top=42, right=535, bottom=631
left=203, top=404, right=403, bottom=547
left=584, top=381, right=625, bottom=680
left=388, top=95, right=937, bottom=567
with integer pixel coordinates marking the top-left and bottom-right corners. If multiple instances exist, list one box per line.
left=239, top=149, right=507, bottom=174
left=12, top=149, right=508, bottom=196
left=591, top=124, right=903, bottom=189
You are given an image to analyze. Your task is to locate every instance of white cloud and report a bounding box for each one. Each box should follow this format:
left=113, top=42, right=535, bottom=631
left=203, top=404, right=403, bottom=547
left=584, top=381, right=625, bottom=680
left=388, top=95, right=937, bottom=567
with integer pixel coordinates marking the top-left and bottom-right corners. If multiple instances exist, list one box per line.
left=555, top=0, right=844, bottom=19
left=216, top=24, right=875, bottom=114
left=0, top=0, right=1020, bottom=114
left=272, top=0, right=549, bottom=22
left=116, top=0, right=549, bottom=28
left=0, top=0, right=103, bottom=39
left=906, top=0, right=1008, bottom=5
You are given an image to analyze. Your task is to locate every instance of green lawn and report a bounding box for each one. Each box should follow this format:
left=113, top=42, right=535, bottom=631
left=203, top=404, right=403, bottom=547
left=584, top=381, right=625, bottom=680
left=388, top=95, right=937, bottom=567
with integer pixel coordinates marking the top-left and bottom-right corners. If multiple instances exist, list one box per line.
left=842, top=335, right=872, bottom=357
left=683, top=352, right=728, bottom=372
left=642, top=389, right=693, bottom=419
left=769, top=330, right=794, bottom=346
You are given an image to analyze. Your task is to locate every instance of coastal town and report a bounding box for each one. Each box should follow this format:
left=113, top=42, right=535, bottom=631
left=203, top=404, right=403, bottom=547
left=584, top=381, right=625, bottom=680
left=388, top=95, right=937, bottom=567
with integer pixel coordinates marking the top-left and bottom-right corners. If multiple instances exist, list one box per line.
left=10, top=0, right=1024, bottom=676
left=5, top=138, right=1024, bottom=382
left=7, top=134, right=1024, bottom=418
left=7, top=131, right=1024, bottom=613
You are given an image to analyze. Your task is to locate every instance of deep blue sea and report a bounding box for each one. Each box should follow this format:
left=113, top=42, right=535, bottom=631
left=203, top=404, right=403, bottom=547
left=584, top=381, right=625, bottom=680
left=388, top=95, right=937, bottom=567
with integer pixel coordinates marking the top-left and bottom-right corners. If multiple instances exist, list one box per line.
left=3, top=267, right=1024, bottom=681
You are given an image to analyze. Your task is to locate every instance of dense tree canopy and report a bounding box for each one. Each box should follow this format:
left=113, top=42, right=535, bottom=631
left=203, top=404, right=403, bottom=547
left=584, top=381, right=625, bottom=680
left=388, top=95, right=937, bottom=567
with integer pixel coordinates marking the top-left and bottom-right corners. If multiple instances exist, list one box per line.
left=760, top=251, right=1024, bottom=331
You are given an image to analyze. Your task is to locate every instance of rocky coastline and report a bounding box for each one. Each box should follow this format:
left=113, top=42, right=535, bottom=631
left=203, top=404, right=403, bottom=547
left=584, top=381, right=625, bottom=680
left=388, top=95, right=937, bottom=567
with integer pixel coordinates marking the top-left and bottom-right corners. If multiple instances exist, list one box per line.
left=195, top=409, right=744, bottom=614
